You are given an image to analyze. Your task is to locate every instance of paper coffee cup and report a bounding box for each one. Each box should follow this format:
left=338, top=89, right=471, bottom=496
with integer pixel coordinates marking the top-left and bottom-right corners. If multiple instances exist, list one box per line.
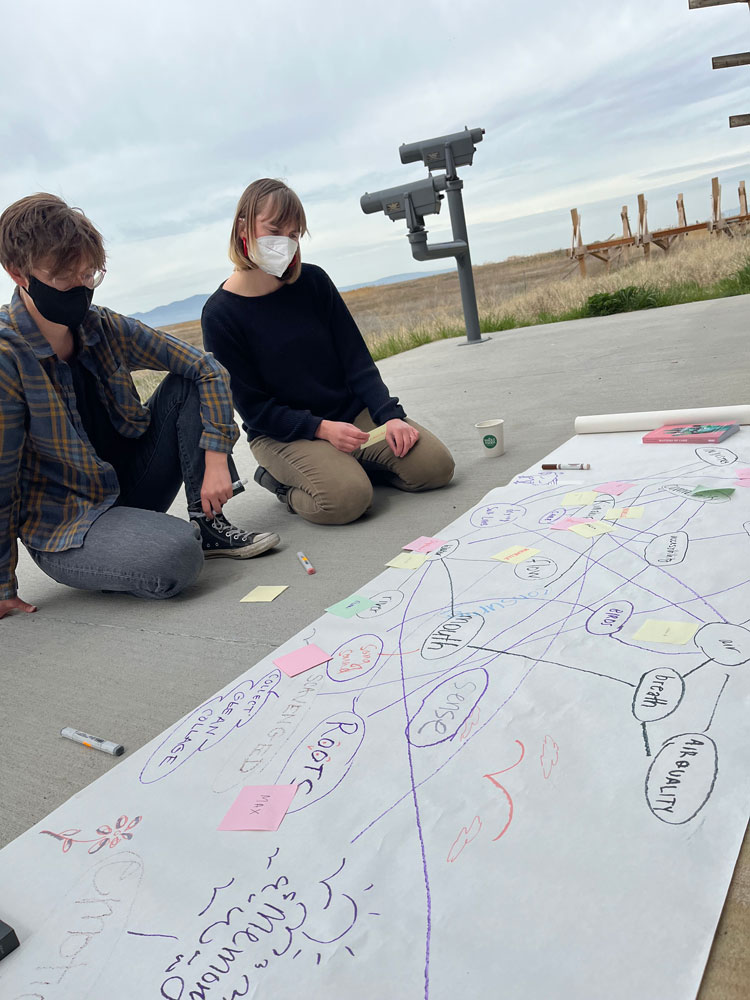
left=475, top=419, right=505, bottom=457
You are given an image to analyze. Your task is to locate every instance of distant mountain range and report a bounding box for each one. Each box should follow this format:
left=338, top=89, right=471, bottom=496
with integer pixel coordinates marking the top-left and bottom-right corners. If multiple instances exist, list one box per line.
left=129, top=268, right=452, bottom=328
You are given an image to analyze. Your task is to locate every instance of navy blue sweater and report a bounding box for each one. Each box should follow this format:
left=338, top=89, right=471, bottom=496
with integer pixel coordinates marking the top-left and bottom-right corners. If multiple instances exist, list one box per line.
left=201, top=263, right=406, bottom=442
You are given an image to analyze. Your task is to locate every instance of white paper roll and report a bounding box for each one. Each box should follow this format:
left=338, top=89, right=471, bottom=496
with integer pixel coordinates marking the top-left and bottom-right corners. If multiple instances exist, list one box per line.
left=574, top=405, right=750, bottom=435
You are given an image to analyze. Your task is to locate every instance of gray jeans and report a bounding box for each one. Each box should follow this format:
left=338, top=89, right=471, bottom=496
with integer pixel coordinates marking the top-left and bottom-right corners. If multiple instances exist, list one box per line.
left=28, top=374, right=229, bottom=600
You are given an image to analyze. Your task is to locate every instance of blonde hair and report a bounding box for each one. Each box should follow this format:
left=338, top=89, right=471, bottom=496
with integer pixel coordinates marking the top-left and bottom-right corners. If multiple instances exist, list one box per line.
left=229, top=178, right=307, bottom=283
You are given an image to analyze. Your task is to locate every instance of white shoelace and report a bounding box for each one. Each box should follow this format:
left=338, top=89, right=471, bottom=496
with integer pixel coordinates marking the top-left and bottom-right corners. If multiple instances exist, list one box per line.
left=211, top=517, right=253, bottom=543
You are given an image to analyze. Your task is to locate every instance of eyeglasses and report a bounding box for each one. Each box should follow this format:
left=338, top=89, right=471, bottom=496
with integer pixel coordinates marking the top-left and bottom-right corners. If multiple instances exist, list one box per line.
left=36, top=266, right=107, bottom=291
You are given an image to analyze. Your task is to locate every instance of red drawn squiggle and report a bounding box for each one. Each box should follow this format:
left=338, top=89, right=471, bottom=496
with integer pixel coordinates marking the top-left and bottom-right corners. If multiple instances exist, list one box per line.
left=459, top=706, right=481, bottom=741
left=446, top=816, right=482, bottom=863
left=540, top=735, right=559, bottom=779
left=484, top=740, right=525, bottom=842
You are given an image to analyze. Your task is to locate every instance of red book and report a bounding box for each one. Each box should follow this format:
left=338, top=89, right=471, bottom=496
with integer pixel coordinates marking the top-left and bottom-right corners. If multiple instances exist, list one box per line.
left=642, top=422, right=740, bottom=444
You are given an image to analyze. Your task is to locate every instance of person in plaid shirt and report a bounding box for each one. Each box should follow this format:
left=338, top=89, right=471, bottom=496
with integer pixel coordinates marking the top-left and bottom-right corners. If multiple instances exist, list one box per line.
left=0, top=193, right=280, bottom=619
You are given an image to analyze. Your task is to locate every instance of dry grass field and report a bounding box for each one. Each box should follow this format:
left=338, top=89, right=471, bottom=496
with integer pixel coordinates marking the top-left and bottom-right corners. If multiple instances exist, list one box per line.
left=156, top=248, right=590, bottom=353
left=131, top=231, right=750, bottom=399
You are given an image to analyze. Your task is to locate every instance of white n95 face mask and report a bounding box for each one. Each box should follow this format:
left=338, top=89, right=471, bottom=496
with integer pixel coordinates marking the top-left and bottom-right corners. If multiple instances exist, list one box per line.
left=249, top=236, right=298, bottom=277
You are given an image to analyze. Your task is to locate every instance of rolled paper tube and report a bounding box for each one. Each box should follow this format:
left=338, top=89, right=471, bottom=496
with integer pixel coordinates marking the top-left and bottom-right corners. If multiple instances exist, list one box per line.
left=574, top=405, right=750, bottom=435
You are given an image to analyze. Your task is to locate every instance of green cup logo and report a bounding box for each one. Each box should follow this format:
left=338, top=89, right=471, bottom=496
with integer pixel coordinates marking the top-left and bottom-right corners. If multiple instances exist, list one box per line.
left=483, top=434, right=497, bottom=449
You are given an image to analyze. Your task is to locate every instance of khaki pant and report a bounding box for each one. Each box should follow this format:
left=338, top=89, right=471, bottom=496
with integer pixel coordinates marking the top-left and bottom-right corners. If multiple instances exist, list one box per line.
left=250, top=409, right=455, bottom=525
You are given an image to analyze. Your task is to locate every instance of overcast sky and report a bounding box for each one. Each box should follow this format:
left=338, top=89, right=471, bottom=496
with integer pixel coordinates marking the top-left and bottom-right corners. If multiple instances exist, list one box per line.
left=2, top=0, right=750, bottom=315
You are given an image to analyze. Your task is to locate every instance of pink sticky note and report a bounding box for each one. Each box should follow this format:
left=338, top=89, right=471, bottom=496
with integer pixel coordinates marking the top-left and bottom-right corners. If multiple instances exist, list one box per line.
left=549, top=517, right=591, bottom=530
left=594, top=482, right=635, bottom=496
left=403, top=536, right=446, bottom=553
left=736, top=468, right=750, bottom=479
left=273, top=643, right=331, bottom=677
left=218, top=785, right=298, bottom=831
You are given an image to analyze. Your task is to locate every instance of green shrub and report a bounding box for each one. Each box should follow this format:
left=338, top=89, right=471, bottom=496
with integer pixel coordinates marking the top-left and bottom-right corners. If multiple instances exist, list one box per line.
left=584, top=285, right=659, bottom=316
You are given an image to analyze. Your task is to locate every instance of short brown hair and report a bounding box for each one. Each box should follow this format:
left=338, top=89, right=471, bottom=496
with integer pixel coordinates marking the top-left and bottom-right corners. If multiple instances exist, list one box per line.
left=229, top=178, right=307, bottom=283
left=0, top=193, right=106, bottom=278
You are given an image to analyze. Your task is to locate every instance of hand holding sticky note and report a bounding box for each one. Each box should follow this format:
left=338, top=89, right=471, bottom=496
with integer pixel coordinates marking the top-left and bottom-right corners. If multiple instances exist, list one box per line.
left=365, top=424, right=388, bottom=446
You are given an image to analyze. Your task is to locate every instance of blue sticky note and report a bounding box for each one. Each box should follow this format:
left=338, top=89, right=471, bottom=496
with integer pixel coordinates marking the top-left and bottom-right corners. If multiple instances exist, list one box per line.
left=325, top=594, right=376, bottom=618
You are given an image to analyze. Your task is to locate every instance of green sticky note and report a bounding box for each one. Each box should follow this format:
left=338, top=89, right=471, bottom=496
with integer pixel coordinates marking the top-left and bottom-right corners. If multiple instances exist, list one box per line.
left=632, top=619, right=699, bottom=645
left=691, top=485, right=735, bottom=499
left=326, top=594, right=376, bottom=618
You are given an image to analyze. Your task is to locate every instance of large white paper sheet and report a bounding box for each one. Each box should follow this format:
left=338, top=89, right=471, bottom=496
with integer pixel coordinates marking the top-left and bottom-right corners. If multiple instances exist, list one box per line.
left=2, top=432, right=750, bottom=1000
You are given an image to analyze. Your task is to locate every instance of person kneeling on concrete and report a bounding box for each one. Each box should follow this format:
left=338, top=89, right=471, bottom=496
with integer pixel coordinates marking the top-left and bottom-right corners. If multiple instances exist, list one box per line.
left=0, top=193, right=280, bottom=619
left=201, top=177, right=455, bottom=526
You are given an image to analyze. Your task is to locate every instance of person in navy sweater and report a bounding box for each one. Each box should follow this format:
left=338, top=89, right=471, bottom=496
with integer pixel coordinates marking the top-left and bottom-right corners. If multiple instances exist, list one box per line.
left=201, top=178, right=454, bottom=525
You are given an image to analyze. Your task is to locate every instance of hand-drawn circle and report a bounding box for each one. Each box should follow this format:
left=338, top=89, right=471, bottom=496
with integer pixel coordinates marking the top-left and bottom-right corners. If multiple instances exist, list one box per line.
left=514, top=555, right=558, bottom=581
left=645, top=733, right=717, bottom=824
left=586, top=601, right=634, bottom=635
left=406, top=668, right=489, bottom=747
left=277, top=711, right=366, bottom=813
left=579, top=495, right=615, bottom=520
left=327, top=635, right=384, bottom=682
left=470, top=503, right=526, bottom=528
left=357, top=589, right=405, bottom=618
left=644, top=531, right=689, bottom=566
left=632, top=668, right=685, bottom=722
left=427, top=539, right=460, bottom=560
left=421, top=613, right=484, bottom=660
left=695, top=446, right=738, bottom=467
left=693, top=622, right=750, bottom=666
left=539, top=507, right=567, bottom=525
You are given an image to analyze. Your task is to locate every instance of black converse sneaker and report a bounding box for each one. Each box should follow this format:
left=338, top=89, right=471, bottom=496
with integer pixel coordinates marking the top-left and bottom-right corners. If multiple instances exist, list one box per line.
left=193, top=512, right=280, bottom=559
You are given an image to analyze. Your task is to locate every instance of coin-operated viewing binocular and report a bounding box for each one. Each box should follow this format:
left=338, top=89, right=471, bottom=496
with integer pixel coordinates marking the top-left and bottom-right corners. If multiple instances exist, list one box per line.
left=360, top=127, right=487, bottom=345
left=360, top=174, right=447, bottom=229
left=399, top=127, right=484, bottom=171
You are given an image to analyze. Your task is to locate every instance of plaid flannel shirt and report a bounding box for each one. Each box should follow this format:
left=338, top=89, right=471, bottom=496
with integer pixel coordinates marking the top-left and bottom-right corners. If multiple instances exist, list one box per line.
left=0, top=288, right=239, bottom=600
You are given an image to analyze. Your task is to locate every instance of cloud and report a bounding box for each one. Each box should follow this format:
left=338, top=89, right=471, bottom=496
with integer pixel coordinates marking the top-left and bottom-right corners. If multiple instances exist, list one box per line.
left=2, top=0, right=750, bottom=313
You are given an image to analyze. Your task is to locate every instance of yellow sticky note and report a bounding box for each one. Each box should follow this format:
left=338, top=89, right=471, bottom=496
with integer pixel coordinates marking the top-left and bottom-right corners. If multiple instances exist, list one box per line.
left=568, top=520, right=616, bottom=538
left=604, top=507, right=644, bottom=520
left=365, top=424, right=388, bottom=446
left=492, top=546, right=540, bottom=564
left=632, top=620, right=699, bottom=645
left=564, top=491, right=598, bottom=506
left=241, top=586, right=288, bottom=603
left=386, top=551, right=427, bottom=569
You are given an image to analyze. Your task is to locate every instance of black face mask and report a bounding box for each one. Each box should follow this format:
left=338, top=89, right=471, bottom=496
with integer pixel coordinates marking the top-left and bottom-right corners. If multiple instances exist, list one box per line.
left=25, top=275, right=94, bottom=328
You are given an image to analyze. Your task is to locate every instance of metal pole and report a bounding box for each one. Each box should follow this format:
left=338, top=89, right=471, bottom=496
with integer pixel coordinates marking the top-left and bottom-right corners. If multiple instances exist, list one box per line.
left=443, top=145, right=486, bottom=345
